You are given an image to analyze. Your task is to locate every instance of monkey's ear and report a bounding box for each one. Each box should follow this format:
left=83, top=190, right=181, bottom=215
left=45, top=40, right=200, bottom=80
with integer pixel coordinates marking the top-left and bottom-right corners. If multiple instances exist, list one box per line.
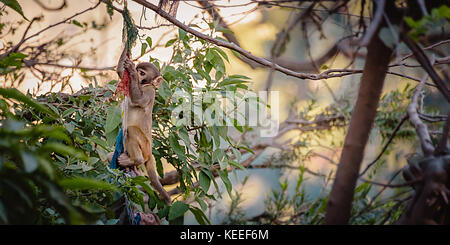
left=152, top=76, right=164, bottom=88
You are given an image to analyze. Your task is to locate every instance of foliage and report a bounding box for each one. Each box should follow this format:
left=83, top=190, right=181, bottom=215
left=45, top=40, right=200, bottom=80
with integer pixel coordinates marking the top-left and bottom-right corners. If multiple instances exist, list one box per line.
left=404, top=5, right=450, bottom=41
left=0, top=87, right=113, bottom=224
left=0, top=16, right=255, bottom=224
left=375, top=83, right=416, bottom=141
left=1, top=0, right=446, bottom=225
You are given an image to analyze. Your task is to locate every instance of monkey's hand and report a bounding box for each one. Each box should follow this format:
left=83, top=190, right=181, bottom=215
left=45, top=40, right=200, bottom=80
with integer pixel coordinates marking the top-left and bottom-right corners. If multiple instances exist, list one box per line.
left=124, top=57, right=137, bottom=78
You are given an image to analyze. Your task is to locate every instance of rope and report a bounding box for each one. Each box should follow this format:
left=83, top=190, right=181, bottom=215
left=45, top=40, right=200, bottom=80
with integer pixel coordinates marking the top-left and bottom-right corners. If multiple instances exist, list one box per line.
left=116, top=2, right=138, bottom=96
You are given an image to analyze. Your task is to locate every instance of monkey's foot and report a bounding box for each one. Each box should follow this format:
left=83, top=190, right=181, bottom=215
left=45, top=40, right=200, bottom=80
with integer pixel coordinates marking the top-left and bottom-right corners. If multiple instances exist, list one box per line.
left=136, top=212, right=160, bottom=225
left=118, top=153, right=134, bottom=167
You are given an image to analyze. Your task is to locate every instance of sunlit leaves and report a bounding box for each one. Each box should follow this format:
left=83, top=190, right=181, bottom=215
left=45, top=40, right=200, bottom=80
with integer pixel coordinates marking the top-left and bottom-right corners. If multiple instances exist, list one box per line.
left=59, top=177, right=118, bottom=191
left=404, top=5, right=450, bottom=41
left=0, top=88, right=56, bottom=117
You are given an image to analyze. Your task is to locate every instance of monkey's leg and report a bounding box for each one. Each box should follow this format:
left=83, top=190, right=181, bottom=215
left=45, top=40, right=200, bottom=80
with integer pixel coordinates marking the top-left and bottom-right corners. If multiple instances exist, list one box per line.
left=123, top=126, right=148, bottom=167
left=126, top=126, right=171, bottom=205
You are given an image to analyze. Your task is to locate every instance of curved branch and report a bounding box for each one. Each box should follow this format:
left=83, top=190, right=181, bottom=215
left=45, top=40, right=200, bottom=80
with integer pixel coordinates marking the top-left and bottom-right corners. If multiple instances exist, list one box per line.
left=407, top=73, right=435, bottom=156
left=0, top=1, right=101, bottom=60
left=129, top=0, right=361, bottom=81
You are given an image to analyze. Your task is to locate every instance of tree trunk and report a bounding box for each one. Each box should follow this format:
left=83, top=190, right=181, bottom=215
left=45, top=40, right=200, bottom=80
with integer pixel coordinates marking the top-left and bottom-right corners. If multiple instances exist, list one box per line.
left=324, top=34, right=393, bottom=224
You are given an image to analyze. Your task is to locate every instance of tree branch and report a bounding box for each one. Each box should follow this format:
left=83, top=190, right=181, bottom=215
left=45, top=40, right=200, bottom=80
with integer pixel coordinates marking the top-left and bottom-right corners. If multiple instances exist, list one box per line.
left=401, top=32, right=450, bottom=103
left=129, top=0, right=361, bottom=81
left=359, top=0, right=385, bottom=47
left=359, top=114, right=409, bottom=177
left=407, top=73, right=435, bottom=156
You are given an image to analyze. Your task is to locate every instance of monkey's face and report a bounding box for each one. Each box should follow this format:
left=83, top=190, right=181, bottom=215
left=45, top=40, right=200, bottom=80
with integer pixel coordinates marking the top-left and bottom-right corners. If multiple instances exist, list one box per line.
left=136, top=63, right=164, bottom=88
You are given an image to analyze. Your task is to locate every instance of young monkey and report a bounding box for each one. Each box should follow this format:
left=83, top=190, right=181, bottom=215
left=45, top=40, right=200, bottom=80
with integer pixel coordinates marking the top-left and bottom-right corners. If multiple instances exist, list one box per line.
left=116, top=49, right=171, bottom=205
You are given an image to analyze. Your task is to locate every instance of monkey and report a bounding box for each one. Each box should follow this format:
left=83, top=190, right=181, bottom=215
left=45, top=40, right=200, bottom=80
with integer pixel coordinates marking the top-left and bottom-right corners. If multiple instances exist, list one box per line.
left=115, top=47, right=172, bottom=205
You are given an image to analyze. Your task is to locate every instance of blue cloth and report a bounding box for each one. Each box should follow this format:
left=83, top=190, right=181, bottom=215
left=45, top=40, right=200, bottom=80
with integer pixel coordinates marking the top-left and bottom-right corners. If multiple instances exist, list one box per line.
left=133, top=213, right=141, bottom=225
left=110, top=128, right=124, bottom=169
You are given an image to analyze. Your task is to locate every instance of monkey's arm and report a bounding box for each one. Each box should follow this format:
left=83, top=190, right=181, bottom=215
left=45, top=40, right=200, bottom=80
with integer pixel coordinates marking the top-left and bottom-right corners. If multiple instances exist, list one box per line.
left=116, top=47, right=127, bottom=79
left=124, top=59, right=151, bottom=106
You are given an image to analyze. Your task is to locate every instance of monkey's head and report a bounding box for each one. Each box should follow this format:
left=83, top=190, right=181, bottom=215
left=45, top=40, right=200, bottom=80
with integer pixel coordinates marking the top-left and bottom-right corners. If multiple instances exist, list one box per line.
left=136, top=62, right=164, bottom=88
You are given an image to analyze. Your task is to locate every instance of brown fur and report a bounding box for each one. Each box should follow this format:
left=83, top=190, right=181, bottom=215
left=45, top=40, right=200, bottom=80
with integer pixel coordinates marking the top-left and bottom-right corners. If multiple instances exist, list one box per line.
left=116, top=51, right=170, bottom=205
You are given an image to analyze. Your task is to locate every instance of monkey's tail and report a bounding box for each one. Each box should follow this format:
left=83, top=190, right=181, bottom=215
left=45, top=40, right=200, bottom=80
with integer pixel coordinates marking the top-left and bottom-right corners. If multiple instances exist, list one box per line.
left=145, top=157, right=172, bottom=205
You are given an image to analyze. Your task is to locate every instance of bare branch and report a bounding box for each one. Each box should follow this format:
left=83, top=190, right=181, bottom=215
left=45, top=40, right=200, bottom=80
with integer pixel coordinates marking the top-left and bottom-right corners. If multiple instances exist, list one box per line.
left=407, top=73, right=435, bottom=156
left=436, top=111, right=450, bottom=155
left=0, top=1, right=101, bottom=60
left=129, top=0, right=364, bottom=81
left=359, top=115, right=409, bottom=177
left=401, top=32, right=450, bottom=103
left=265, top=4, right=313, bottom=91
left=359, top=0, right=386, bottom=47
left=359, top=176, right=422, bottom=188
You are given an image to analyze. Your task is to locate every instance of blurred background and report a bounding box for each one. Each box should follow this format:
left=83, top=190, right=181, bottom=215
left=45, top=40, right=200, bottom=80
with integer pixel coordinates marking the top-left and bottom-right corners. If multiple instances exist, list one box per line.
left=1, top=0, right=448, bottom=224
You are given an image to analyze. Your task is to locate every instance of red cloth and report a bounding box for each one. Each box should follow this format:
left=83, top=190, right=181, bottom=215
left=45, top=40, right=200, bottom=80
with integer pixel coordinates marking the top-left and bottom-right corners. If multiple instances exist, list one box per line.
left=116, top=53, right=131, bottom=96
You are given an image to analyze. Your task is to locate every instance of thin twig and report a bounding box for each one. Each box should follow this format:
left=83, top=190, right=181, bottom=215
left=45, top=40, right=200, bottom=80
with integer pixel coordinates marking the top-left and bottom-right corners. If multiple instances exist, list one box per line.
left=401, top=32, right=450, bottom=103
left=359, top=115, right=408, bottom=177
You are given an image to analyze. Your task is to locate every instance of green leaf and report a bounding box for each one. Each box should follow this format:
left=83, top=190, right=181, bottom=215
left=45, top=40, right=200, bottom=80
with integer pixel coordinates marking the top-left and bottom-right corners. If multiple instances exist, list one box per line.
left=89, top=136, right=110, bottom=151
left=215, top=26, right=234, bottom=35
left=217, top=169, right=232, bottom=196
left=141, top=42, right=148, bottom=56
left=62, top=108, right=76, bottom=118
left=64, top=123, right=75, bottom=134
left=237, top=145, right=254, bottom=154
left=20, top=150, right=38, bottom=173
left=37, top=157, right=55, bottom=180
left=169, top=216, right=184, bottom=225
left=0, top=0, right=28, bottom=20
left=218, top=78, right=249, bottom=87
left=146, top=37, right=152, bottom=48
left=199, top=170, right=211, bottom=192
left=169, top=134, right=186, bottom=161
left=0, top=200, right=8, bottom=223
left=178, top=28, right=187, bottom=40
left=168, top=201, right=189, bottom=220
left=165, top=38, right=177, bottom=47
left=205, top=49, right=217, bottom=62
left=178, top=127, right=194, bottom=152
left=40, top=142, right=87, bottom=160
left=212, top=47, right=229, bottom=62
left=228, top=159, right=246, bottom=171
left=213, top=149, right=227, bottom=170
left=72, top=20, right=83, bottom=28
left=0, top=88, right=56, bottom=117
left=105, top=106, right=122, bottom=133
left=59, top=177, right=118, bottom=191
left=189, top=207, right=210, bottom=225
